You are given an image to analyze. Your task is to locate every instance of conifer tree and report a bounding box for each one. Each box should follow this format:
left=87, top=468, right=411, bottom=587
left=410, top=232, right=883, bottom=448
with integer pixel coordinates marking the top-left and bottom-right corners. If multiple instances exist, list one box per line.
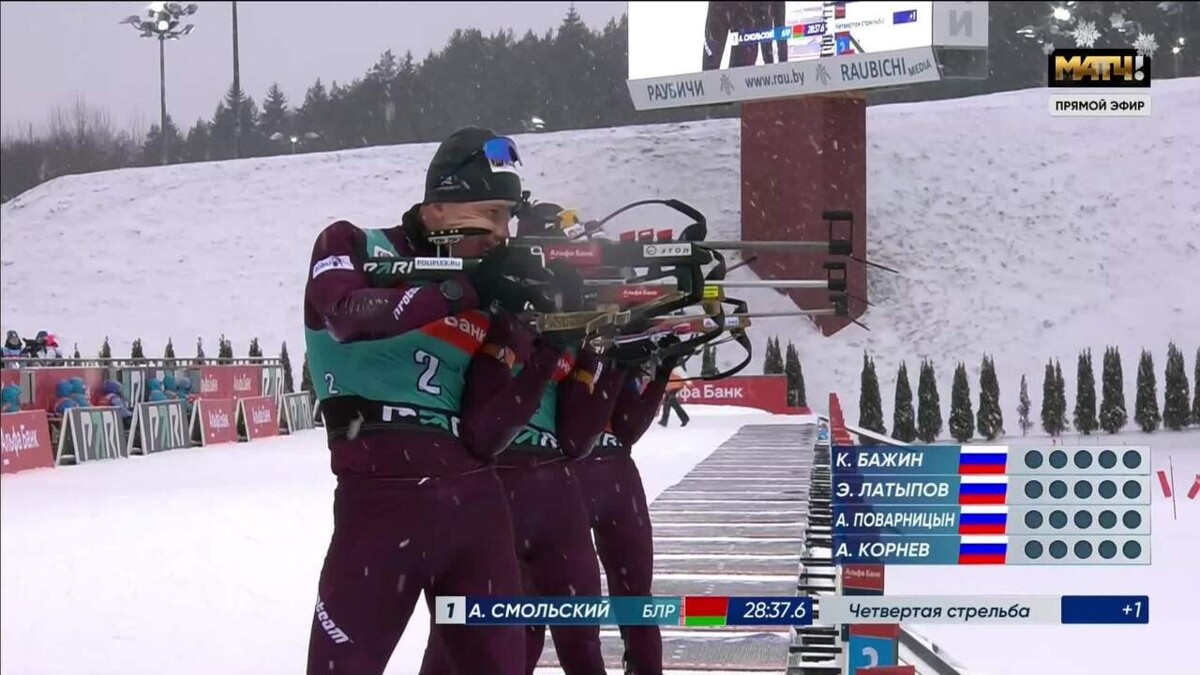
left=1041, top=360, right=1062, bottom=436
left=1099, top=346, right=1128, bottom=434
left=858, top=352, right=886, bottom=436
left=949, top=361, right=975, bottom=442
left=1134, top=349, right=1161, bottom=432
left=300, top=351, right=314, bottom=392
left=1073, top=349, right=1098, bottom=435
left=1193, top=347, right=1200, bottom=425
left=218, top=334, right=233, bottom=364
left=164, top=337, right=176, bottom=363
left=916, top=359, right=943, bottom=443
left=131, top=338, right=145, bottom=361
left=98, top=336, right=111, bottom=360
left=976, top=354, right=1003, bottom=440
left=784, top=341, right=806, bottom=407
left=248, top=337, right=262, bottom=358
left=1017, top=374, right=1033, bottom=436
left=196, top=337, right=206, bottom=365
left=763, top=337, right=784, bottom=375
left=891, top=361, right=916, bottom=442
left=280, top=342, right=295, bottom=394
left=1054, top=359, right=1069, bottom=432
left=1162, top=342, right=1191, bottom=430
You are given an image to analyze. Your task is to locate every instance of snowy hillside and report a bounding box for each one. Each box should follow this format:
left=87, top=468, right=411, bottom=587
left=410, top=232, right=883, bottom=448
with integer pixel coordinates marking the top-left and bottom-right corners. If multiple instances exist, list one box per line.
left=2, top=79, right=1198, bottom=424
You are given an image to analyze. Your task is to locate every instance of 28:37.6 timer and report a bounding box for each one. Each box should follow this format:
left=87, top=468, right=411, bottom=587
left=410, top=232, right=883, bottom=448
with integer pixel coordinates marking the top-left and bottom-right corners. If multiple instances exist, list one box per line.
left=732, top=598, right=811, bottom=625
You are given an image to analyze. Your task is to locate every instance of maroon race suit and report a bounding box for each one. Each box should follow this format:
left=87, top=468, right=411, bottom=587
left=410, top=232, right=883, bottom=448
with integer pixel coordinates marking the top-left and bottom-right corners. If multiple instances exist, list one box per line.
left=304, top=207, right=562, bottom=675
left=574, top=363, right=675, bottom=675
left=421, top=346, right=627, bottom=675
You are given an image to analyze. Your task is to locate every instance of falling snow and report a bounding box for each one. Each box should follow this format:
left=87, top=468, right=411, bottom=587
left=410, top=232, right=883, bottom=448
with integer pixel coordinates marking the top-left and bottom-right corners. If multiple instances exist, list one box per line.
left=1133, top=32, right=1160, bottom=57
left=1070, top=20, right=1100, bottom=48
left=1042, top=42, right=1057, bottom=56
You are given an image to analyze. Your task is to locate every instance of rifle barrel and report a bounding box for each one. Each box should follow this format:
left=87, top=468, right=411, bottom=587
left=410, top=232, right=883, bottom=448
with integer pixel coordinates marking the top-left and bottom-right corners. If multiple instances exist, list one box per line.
left=701, top=241, right=830, bottom=252
left=584, top=279, right=832, bottom=289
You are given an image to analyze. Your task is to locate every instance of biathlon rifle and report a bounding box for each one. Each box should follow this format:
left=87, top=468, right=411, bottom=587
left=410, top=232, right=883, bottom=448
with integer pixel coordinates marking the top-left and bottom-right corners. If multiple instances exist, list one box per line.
left=360, top=198, right=888, bottom=379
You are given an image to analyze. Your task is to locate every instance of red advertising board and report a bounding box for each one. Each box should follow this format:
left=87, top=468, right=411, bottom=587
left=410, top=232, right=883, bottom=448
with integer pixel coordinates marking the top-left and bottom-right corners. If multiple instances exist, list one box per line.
left=842, top=564, right=886, bottom=595
left=196, top=398, right=238, bottom=446
left=675, top=375, right=808, bottom=415
left=1, top=370, right=19, bottom=388
left=193, top=365, right=262, bottom=400
left=1, top=410, right=55, bottom=474
left=29, top=367, right=106, bottom=413
left=239, top=396, right=279, bottom=441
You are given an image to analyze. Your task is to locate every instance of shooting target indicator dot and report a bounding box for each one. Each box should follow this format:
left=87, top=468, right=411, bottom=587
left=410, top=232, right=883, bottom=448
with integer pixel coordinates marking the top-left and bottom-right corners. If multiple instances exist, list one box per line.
left=1049, top=450, right=1068, bottom=469
left=1099, top=540, right=1118, bottom=559
left=1024, top=451, right=1044, bottom=469
left=1099, top=510, right=1118, bottom=529
left=1049, top=480, right=1068, bottom=499
left=1123, top=480, right=1142, bottom=499
left=1049, top=510, right=1068, bottom=529
left=1074, top=480, right=1093, bottom=499
left=1122, top=450, right=1142, bottom=469
left=1025, top=510, right=1044, bottom=529
left=1025, top=540, right=1044, bottom=559
left=1074, top=540, right=1093, bottom=559
left=1049, top=540, right=1069, bottom=559
left=1074, top=451, right=1093, bottom=469
left=1074, top=510, right=1093, bottom=528
left=1025, top=480, right=1044, bottom=499
left=1123, top=540, right=1142, bottom=559
left=1099, top=480, right=1118, bottom=499
left=1123, top=510, right=1142, bottom=529
left=1098, top=450, right=1118, bottom=469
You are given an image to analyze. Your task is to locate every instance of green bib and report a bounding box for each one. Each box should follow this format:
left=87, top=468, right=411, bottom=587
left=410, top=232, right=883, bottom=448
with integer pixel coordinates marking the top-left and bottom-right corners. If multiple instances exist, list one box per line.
left=305, top=227, right=489, bottom=423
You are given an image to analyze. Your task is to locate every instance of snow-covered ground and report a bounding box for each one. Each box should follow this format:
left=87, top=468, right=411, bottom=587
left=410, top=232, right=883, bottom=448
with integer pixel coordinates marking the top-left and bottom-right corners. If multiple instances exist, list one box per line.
left=0, top=407, right=798, bottom=675
left=2, top=407, right=1196, bottom=674
left=2, top=80, right=1197, bottom=426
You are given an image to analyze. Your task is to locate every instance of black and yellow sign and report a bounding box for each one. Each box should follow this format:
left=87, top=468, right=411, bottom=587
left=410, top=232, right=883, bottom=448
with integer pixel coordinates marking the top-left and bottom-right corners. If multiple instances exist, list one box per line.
left=1049, top=49, right=1151, bottom=88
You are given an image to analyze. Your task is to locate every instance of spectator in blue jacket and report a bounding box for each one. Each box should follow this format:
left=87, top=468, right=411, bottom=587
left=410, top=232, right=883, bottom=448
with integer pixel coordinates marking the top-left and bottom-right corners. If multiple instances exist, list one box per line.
left=176, top=376, right=195, bottom=419
left=1, top=384, right=21, bottom=413
left=146, top=378, right=167, bottom=402
left=101, top=380, right=134, bottom=430
left=69, top=377, right=89, bottom=407
left=53, top=380, right=79, bottom=416
left=162, top=374, right=179, bottom=400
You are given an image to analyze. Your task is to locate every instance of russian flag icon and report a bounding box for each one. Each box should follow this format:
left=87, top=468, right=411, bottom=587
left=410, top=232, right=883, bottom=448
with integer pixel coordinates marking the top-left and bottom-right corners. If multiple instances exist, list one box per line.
left=959, top=505, right=1008, bottom=535
left=959, top=535, right=1008, bottom=564
left=959, top=476, right=1008, bottom=505
left=959, top=445, right=1009, bottom=474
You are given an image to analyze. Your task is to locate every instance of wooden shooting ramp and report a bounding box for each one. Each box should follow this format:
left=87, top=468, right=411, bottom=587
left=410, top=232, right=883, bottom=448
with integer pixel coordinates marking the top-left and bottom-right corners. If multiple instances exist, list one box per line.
left=538, top=423, right=820, bottom=673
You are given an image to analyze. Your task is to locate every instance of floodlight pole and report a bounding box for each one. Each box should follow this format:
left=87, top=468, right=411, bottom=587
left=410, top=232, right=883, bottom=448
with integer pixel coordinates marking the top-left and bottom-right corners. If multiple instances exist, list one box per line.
left=159, top=36, right=168, bottom=166
left=232, top=0, right=242, bottom=159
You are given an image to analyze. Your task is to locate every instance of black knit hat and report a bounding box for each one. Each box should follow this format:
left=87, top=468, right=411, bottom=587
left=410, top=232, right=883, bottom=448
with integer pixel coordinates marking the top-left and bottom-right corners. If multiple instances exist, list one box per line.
left=423, top=127, right=523, bottom=205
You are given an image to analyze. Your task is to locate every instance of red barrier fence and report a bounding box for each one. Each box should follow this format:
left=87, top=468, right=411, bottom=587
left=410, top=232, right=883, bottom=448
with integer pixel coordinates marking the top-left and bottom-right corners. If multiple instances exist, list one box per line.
left=1, top=363, right=314, bottom=476
left=675, top=375, right=811, bottom=415
left=1, top=410, right=55, bottom=474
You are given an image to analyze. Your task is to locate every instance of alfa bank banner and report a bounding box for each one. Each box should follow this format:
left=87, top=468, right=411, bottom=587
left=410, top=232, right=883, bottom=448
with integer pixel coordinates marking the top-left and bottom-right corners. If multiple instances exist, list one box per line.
left=192, top=399, right=238, bottom=446
left=1, top=410, right=54, bottom=474
left=192, top=366, right=261, bottom=400
left=675, top=375, right=804, bottom=414
left=239, top=396, right=279, bottom=441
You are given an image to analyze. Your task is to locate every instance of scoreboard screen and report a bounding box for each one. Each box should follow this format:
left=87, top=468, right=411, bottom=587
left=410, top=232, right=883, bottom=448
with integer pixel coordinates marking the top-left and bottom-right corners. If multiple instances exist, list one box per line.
left=830, top=444, right=1152, bottom=565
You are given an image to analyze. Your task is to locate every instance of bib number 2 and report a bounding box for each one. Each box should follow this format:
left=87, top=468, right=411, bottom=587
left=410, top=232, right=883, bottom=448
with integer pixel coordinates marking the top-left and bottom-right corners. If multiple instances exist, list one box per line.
left=415, top=350, right=441, bottom=395
left=322, top=351, right=442, bottom=397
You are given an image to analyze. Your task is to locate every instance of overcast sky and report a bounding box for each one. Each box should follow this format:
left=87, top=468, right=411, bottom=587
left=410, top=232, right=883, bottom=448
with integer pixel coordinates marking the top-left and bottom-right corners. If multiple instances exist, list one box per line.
left=0, top=1, right=626, bottom=136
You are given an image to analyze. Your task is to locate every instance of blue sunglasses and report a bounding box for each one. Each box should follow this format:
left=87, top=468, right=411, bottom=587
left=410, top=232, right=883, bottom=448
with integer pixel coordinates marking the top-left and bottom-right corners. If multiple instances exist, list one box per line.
left=438, top=137, right=521, bottom=188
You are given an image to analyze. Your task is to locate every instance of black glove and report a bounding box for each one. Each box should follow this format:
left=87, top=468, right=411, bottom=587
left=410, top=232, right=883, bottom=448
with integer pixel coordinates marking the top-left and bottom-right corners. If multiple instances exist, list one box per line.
left=467, top=246, right=554, bottom=314
left=608, top=339, right=655, bottom=367
left=544, top=261, right=587, bottom=312
left=539, top=328, right=585, bottom=351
